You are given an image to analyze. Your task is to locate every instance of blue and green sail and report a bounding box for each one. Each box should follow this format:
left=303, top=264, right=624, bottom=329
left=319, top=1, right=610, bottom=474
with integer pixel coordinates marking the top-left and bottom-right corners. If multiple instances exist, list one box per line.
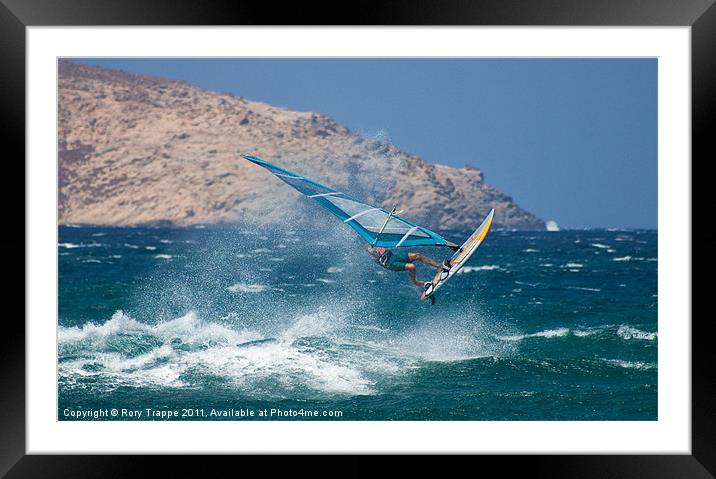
left=242, top=155, right=457, bottom=249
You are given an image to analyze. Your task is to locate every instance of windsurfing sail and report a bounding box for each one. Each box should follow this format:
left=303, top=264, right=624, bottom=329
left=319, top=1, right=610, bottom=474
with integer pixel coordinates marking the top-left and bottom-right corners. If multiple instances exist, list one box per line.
left=242, top=155, right=458, bottom=249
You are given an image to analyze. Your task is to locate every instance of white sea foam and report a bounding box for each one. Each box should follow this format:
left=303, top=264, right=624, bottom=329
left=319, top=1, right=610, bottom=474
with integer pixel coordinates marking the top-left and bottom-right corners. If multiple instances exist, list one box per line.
left=602, top=358, right=656, bottom=370
left=327, top=266, right=343, bottom=273
left=211, top=309, right=374, bottom=394
left=352, top=325, right=389, bottom=333
left=227, top=283, right=269, bottom=293
left=59, top=348, right=186, bottom=389
left=145, top=246, right=157, bottom=251
left=59, top=242, right=105, bottom=249
left=613, top=256, right=645, bottom=262
left=522, top=248, right=539, bottom=253
left=457, top=265, right=500, bottom=274
left=563, top=263, right=583, bottom=268
left=154, top=254, right=172, bottom=259
left=123, top=243, right=140, bottom=249
left=566, top=286, right=601, bottom=292
left=498, top=325, right=656, bottom=342
left=573, top=329, right=598, bottom=337
left=617, top=325, right=657, bottom=341
left=498, top=328, right=570, bottom=341
left=181, top=341, right=372, bottom=395
left=316, top=278, right=336, bottom=284
left=590, top=243, right=611, bottom=249
left=59, top=311, right=268, bottom=389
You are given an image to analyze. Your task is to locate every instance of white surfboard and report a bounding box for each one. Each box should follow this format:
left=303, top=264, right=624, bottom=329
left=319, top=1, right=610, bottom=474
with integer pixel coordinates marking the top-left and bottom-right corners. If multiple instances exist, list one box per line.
left=420, top=209, right=495, bottom=301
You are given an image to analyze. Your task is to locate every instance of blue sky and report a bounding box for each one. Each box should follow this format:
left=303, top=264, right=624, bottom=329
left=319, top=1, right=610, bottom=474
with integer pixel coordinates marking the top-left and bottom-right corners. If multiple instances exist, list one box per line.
left=76, top=58, right=657, bottom=229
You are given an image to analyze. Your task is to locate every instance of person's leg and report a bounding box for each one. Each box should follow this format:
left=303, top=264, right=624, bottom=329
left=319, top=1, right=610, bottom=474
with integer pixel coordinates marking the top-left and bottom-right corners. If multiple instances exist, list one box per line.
left=405, top=263, right=424, bottom=287
left=408, top=253, right=443, bottom=270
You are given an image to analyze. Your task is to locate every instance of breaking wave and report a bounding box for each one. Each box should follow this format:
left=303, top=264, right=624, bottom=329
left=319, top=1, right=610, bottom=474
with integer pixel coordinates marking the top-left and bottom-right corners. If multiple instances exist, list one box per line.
left=58, top=302, right=510, bottom=398
left=497, top=325, right=658, bottom=342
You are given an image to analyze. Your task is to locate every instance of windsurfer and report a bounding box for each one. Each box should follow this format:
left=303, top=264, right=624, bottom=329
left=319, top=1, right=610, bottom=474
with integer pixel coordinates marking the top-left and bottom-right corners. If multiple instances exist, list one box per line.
left=367, top=246, right=450, bottom=287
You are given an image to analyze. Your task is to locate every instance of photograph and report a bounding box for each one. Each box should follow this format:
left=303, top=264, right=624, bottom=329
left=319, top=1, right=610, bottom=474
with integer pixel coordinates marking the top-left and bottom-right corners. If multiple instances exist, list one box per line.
left=57, top=57, right=657, bottom=422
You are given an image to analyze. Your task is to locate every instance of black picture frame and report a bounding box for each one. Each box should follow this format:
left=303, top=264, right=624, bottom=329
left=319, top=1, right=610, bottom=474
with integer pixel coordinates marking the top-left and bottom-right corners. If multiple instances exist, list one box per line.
left=2, top=0, right=712, bottom=475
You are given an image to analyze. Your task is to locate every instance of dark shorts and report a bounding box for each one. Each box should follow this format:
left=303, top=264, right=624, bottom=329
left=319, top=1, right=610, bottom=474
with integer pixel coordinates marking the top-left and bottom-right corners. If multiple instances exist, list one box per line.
left=381, top=250, right=411, bottom=271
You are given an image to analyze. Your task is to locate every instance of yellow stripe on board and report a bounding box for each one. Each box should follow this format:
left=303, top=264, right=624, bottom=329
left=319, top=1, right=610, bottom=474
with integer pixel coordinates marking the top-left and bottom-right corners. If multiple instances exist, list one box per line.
left=454, top=216, right=493, bottom=264
left=478, top=217, right=493, bottom=241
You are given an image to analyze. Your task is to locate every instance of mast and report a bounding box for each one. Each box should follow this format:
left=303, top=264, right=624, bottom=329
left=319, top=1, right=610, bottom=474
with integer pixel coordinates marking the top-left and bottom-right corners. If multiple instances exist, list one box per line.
left=372, top=206, right=402, bottom=246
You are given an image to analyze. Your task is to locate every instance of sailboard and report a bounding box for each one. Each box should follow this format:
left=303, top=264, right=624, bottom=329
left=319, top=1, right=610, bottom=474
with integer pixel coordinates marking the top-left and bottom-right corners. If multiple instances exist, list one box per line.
left=420, top=208, right=495, bottom=301
left=242, top=155, right=458, bottom=249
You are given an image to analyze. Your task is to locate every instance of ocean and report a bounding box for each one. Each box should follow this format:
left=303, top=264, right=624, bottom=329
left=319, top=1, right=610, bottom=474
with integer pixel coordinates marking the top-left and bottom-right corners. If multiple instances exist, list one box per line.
left=58, top=224, right=657, bottom=420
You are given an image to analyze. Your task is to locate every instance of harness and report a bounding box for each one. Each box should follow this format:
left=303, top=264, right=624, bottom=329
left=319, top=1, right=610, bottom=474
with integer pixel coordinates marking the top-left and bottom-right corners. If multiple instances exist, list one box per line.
left=378, top=250, right=392, bottom=268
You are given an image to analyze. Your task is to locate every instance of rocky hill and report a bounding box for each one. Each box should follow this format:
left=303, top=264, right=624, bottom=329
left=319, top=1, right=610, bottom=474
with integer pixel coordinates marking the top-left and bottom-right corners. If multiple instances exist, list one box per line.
left=58, top=60, right=544, bottom=231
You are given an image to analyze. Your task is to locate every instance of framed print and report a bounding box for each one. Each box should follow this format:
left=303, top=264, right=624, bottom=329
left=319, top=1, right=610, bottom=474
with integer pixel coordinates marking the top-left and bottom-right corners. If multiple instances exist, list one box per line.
left=3, top=0, right=714, bottom=475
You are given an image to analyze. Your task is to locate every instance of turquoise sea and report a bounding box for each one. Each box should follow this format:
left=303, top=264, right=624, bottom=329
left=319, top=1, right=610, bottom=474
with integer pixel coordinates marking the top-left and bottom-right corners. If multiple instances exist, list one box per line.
left=58, top=224, right=657, bottom=420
